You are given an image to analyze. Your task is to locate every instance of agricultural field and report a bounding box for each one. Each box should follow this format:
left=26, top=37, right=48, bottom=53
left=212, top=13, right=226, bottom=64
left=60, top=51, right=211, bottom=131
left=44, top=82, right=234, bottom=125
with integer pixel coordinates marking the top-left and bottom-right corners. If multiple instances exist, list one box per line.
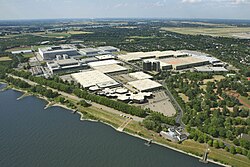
left=161, top=27, right=250, bottom=39
left=31, top=31, right=93, bottom=38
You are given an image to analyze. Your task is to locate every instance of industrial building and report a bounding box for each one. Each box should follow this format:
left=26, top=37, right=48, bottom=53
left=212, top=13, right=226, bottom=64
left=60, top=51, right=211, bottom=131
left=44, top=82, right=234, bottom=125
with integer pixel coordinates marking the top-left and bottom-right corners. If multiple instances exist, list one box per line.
left=97, top=46, right=120, bottom=53
left=118, top=50, right=187, bottom=62
left=92, top=64, right=128, bottom=74
left=79, top=46, right=120, bottom=57
left=38, top=46, right=80, bottom=60
left=118, top=52, right=154, bottom=62
left=71, top=70, right=120, bottom=89
left=129, top=72, right=153, bottom=80
left=79, top=48, right=101, bottom=57
left=87, top=59, right=121, bottom=67
left=11, top=50, right=32, bottom=54
left=95, top=54, right=116, bottom=60
left=160, top=57, right=209, bottom=70
left=47, top=58, right=87, bottom=74
left=194, top=66, right=228, bottom=72
left=181, top=50, right=221, bottom=64
left=155, top=51, right=175, bottom=59
left=128, top=79, right=162, bottom=92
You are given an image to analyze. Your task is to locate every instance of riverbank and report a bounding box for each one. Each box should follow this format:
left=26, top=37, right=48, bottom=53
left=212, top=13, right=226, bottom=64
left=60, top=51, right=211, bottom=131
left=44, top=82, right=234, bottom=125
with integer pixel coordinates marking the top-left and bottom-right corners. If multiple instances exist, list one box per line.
left=2, top=84, right=249, bottom=167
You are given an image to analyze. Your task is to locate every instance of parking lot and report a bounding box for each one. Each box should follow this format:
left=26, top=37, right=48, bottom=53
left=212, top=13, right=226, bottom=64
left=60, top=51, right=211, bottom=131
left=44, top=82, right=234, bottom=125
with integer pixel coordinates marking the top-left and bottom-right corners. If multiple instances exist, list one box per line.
left=139, top=91, right=176, bottom=117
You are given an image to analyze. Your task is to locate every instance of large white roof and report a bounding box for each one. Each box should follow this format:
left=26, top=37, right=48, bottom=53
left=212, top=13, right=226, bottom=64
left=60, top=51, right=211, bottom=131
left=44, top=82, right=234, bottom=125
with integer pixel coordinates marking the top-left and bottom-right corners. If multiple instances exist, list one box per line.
left=128, top=79, right=162, bottom=92
left=71, top=70, right=119, bottom=88
left=129, top=72, right=153, bottom=80
left=93, top=64, right=127, bottom=74
left=87, top=60, right=120, bottom=67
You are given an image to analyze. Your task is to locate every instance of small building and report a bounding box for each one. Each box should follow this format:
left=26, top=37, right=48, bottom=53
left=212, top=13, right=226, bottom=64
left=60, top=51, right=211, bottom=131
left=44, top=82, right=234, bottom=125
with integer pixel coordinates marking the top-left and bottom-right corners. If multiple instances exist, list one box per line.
left=160, top=126, right=188, bottom=142
left=95, top=54, right=116, bottom=60
left=30, top=66, right=43, bottom=76
left=98, top=46, right=120, bottom=53
left=130, top=93, right=145, bottom=103
left=129, top=72, right=153, bottom=80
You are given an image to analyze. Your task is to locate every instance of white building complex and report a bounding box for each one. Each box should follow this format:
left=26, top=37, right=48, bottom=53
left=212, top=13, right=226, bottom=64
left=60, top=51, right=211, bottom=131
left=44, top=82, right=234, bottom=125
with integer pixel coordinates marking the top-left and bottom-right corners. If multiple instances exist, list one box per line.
left=39, top=46, right=80, bottom=60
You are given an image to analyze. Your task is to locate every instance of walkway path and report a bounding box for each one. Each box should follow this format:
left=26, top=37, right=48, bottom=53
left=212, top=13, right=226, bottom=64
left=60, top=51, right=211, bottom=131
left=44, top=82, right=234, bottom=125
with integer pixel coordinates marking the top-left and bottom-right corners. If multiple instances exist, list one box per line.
left=9, top=74, right=143, bottom=122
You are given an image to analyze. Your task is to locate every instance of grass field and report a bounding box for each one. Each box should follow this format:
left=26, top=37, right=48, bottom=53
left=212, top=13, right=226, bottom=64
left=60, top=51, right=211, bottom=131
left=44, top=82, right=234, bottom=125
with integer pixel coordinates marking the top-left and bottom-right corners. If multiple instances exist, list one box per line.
left=203, top=75, right=225, bottom=84
left=178, top=93, right=189, bottom=102
left=239, top=95, right=250, bottom=108
left=161, top=27, right=250, bottom=39
left=75, top=102, right=250, bottom=167
left=0, top=57, right=12, bottom=62
left=22, top=53, right=34, bottom=58
left=32, top=31, right=93, bottom=38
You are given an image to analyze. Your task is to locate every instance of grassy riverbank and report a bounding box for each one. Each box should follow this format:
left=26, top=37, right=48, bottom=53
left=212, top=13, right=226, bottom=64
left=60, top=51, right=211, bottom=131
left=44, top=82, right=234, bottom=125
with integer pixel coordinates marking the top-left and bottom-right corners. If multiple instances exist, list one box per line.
left=2, top=83, right=250, bottom=167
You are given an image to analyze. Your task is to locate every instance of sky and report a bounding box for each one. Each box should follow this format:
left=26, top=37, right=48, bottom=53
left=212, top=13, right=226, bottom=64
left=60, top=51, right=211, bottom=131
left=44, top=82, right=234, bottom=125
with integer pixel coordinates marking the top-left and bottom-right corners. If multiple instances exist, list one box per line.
left=0, top=0, right=250, bottom=20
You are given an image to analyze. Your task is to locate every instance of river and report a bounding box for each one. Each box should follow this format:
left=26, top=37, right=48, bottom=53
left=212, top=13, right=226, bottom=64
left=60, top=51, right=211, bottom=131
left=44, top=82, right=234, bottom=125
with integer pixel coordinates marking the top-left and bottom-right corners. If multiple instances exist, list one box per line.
left=0, top=87, right=221, bottom=167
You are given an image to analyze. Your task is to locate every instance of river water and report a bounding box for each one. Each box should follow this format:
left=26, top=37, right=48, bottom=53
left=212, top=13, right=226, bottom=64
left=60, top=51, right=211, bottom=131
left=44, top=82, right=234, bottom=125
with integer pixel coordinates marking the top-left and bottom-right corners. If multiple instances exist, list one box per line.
left=0, top=87, right=221, bottom=167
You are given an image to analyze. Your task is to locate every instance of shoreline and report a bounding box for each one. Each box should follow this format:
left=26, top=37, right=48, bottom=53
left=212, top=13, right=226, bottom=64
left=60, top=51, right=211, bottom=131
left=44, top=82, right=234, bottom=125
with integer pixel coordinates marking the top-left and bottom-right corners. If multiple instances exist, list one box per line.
left=2, top=87, right=230, bottom=167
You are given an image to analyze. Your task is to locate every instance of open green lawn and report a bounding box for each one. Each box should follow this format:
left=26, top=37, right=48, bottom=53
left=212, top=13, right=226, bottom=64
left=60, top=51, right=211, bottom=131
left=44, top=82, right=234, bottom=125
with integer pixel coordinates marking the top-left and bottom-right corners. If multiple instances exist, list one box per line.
left=76, top=102, right=250, bottom=167
left=178, top=93, right=189, bottom=102
left=239, top=95, right=250, bottom=108
left=203, top=75, right=225, bottom=84
left=161, top=27, right=250, bottom=39
left=0, top=57, right=12, bottom=62
left=5, top=46, right=31, bottom=52
left=22, top=53, right=34, bottom=58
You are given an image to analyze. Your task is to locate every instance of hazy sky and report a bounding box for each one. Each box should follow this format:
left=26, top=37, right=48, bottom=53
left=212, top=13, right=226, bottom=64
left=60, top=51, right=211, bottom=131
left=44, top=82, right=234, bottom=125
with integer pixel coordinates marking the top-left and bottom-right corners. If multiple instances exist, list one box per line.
left=0, top=0, right=250, bottom=20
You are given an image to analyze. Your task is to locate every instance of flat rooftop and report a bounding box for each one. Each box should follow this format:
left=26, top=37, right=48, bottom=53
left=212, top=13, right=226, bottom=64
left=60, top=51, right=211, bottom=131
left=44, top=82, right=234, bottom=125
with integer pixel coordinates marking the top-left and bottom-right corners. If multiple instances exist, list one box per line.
left=128, top=79, right=162, bottom=92
left=129, top=72, right=153, bottom=80
left=195, top=66, right=228, bottom=72
left=92, top=64, right=127, bottom=74
left=98, top=46, right=119, bottom=51
left=118, top=50, right=188, bottom=62
left=55, top=58, right=79, bottom=66
left=160, top=57, right=208, bottom=66
left=39, top=46, right=76, bottom=53
left=95, top=54, right=115, bottom=60
left=87, top=59, right=120, bottom=67
left=80, top=48, right=100, bottom=53
left=71, top=70, right=119, bottom=88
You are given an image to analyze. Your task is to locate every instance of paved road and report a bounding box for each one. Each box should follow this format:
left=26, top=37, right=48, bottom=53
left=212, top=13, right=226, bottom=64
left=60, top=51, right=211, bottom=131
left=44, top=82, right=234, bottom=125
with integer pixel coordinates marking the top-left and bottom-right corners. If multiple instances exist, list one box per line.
left=9, top=74, right=143, bottom=122
left=162, top=81, right=185, bottom=128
